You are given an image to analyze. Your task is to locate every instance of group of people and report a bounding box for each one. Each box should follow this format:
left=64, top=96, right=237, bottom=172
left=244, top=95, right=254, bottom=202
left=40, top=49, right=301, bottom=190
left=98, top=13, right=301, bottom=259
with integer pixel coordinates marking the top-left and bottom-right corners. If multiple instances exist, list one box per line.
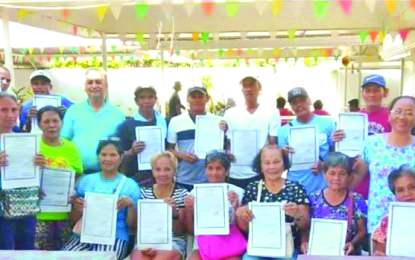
left=0, top=64, right=414, bottom=259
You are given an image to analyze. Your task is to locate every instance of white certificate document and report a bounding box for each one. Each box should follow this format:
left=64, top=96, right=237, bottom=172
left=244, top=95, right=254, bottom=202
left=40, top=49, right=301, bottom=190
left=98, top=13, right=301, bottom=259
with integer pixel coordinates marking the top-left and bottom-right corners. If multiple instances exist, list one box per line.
left=137, top=200, right=172, bottom=250
left=288, top=125, right=319, bottom=171
left=386, top=202, right=415, bottom=257
left=40, top=167, right=75, bottom=212
left=194, top=115, right=224, bottom=159
left=308, top=218, right=347, bottom=256
left=0, top=133, right=41, bottom=189
left=194, top=183, right=229, bottom=235
left=231, top=129, right=261, bottom=167
left=136, top=126, right=164, bottom=170
left=31, top=95, right=62, bottom=133
left=336, top=113, right=368, bottom=157
left=248, top=202, right=286, bottom=257
left=81, top=192, right=118, bottom=245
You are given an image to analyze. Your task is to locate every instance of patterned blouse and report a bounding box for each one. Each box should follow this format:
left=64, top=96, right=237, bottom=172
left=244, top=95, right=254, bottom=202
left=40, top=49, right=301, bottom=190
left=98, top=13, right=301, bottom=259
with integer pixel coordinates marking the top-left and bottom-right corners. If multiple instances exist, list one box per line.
left=242, top=179, right=309, bottom=248
left=309, top=189, right=367, bottom=242
left=363, top=134, right=415, bottom=233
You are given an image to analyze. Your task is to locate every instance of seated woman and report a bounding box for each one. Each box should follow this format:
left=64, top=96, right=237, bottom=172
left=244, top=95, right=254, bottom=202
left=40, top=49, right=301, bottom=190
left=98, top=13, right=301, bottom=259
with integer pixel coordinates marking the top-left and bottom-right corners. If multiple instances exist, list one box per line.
left=35, top=106, right=83, bottom=250
left=62, top=139, right=140, bottom=260
left=236, top=145, right=310, bottom=260
left=372, top=165, right=415, bottom=256
left=184, top=150, right=246, bottom=260
left=131, top=151, right=188, bottom=260
left=307, top=152, right=367, bottom=255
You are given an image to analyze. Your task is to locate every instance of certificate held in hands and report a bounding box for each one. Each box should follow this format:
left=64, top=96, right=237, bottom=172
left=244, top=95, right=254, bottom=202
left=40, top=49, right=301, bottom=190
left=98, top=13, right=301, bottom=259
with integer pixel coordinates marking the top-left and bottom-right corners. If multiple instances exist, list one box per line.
left=194, top=183, right=229, bottom=235
left=386, top=202, right=415, bottom=257
left=0, top=133, right=41, bottom=189
left=81, top=192, right=118, bottom=245
left=336, top=113, right=368, bottom=157
left=231, top=129, right=260, bottom=167
left=137, top=200, right=172, bottom=250
left=31, top=95, right=62, bottom=133
left=194, top=115, right=224, bottom=159
left=40, top=167, right=75, bottom=213
left=135, top=126, right=164, bottom=171
left=308, top=218, right=347, bottom=256
left=247, top=202, right=286, bottom=257
left=288, top=126, right=319, bottom=171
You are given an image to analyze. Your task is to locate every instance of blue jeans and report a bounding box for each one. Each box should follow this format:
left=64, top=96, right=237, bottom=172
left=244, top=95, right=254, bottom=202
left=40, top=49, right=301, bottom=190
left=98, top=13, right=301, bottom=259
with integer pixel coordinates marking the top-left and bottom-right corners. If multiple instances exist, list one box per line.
left=242, top=249, right=299, bottom=260
left=0, top=216, right=36, bottom=249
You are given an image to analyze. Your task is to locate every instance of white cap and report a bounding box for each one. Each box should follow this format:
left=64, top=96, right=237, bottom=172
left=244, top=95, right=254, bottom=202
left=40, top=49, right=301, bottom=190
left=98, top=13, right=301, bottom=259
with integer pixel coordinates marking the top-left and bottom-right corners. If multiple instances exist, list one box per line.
left=30, top=70, right=52, bottom=82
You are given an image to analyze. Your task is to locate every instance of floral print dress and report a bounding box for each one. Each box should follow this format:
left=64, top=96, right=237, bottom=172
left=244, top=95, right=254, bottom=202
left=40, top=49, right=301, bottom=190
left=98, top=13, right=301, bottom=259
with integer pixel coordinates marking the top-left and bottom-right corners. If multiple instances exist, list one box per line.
left=363, top=134, right=415, bottom=233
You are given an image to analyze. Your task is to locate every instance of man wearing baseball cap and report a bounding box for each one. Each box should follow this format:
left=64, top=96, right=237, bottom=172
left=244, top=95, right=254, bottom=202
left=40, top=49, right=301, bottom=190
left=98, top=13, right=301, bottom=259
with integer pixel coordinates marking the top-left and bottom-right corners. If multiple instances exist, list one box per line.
left=167, top=86, right=219, bottom=191
left=20, top=70, right=73, bottom=131
left=332, top=74, right=390, bottom=200
left=222, top=76, right=281, bottom=189
left=278, top=87, right=336, bottom=194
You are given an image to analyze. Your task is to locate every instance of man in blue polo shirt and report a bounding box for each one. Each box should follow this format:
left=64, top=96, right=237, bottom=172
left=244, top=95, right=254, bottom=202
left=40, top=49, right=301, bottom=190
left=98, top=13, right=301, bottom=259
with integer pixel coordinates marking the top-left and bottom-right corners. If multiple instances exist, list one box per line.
left=20, top=70, right=73, bottom=132
left=278, top=87, right=336, bottom=194
left=61, top=68, right=125, bottom=173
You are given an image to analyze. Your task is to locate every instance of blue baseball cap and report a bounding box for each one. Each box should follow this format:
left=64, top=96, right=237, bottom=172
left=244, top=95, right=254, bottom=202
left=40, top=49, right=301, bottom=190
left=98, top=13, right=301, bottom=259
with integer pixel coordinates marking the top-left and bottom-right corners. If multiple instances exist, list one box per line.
left=362, top=74, right=386, bottom=88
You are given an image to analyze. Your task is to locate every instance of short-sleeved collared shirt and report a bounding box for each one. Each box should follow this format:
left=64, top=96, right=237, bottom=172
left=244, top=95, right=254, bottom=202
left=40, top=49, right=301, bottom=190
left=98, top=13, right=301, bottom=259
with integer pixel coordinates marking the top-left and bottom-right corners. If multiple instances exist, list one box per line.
left=61, top=100, right=125, bottom=172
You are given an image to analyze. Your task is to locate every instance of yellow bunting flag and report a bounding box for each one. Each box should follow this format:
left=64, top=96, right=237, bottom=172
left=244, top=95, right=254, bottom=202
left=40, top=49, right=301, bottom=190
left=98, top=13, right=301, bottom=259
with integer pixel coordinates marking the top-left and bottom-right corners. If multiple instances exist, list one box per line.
left=192, top=32, right=200, bottom=42
left=272, top=48, right=281, bottom=57
left=58, top=47, right=64, bottom=54
left=288, top=30, right=296, bottom=41
left=17, top=9, right=29, bottom=21
left=226, top=2, right=239, bottom=17
left=378, top=31, right=385, bottom=43
left=385, top=0, right=396, bottom=13
left=272, top=0, right=284, bottom=16
left=135, top=33, right=144, bottom=42
left=28, top=48, right=34, bottom=55
left=97, top=6, right=109, bottom=22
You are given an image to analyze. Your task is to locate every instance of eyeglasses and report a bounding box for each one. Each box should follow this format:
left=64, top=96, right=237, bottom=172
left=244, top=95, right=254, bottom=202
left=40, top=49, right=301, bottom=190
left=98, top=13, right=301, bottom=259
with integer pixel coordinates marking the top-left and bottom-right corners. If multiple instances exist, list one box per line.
left=390, top=110, right=415, bottom=117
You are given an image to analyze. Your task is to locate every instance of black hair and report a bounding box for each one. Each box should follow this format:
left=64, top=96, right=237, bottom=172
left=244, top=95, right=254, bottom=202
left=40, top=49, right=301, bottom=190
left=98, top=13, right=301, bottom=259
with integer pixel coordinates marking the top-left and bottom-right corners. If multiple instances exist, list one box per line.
left=348, top=99, right=359, bottom=107
left=0, top=92, right=17, bottom=103
left=323, top=152, right=353, bottom=176
left=313, top=100, right=323, bottom=110
left=37, top=106, right=63, bottom=123
left=96, top=138, right=123, bottom=156
left=388, top=95, right=415, bottom=111
left=134, top=86, right=157, bottom=101
left=252, top=145, right=290, bottom=178
left=277, top=97, right=286, bottom=109
left=388, top=165, right=415, bottom=195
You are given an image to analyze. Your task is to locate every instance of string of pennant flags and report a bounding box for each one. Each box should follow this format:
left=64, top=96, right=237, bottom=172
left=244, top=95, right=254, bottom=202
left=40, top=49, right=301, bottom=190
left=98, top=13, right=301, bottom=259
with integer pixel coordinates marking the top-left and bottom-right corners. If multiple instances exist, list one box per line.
left=13, top=0, right=415, bottom=21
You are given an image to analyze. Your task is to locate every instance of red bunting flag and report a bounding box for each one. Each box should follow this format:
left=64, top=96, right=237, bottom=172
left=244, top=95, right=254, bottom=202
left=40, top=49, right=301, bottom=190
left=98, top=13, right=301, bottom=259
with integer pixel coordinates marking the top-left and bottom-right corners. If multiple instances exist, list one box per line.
left=61, top=9, right=70, bottom=19
left=369, top=30, right=378, bottom=42
left=202, top=1, right=214, bottom=16
left=399, top=29, right=409, bottom=42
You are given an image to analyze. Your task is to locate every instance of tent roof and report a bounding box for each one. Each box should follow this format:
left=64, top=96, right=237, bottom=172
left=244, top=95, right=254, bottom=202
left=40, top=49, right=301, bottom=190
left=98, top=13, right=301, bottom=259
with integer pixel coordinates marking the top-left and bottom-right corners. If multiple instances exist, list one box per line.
left=0, top=0, right=413, bottom=60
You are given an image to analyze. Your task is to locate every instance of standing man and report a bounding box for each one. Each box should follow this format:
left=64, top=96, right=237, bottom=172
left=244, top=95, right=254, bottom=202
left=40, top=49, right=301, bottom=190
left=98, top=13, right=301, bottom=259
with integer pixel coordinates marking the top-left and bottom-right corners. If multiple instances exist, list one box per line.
left=277, top=96, right=294, bottom=125
left=20, top=70, right=73, bottom=131
left=223, top=76, right=281, bottom=189
left=333, top=74, right=391, bottom=199
left=312, top=100, right=330, bottom=115
left=168, top=81, right=185, bottom=119
left=0, top=65, right=12, bottom=93
left=61, top=68, right=125, bottom=173
left=278, top=87, right=336, bottom=194
left=348, top=98, right=360, bottom=112
left=167, top=86, right=219, bottom=191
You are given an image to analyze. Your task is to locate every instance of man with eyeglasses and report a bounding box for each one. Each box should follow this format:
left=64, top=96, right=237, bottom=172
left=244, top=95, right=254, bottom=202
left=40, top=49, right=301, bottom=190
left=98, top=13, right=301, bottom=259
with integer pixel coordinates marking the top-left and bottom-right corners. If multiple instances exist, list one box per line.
left=61, top=68, right=125, bottom=174
left=20, top=70, right=73, bottom=132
